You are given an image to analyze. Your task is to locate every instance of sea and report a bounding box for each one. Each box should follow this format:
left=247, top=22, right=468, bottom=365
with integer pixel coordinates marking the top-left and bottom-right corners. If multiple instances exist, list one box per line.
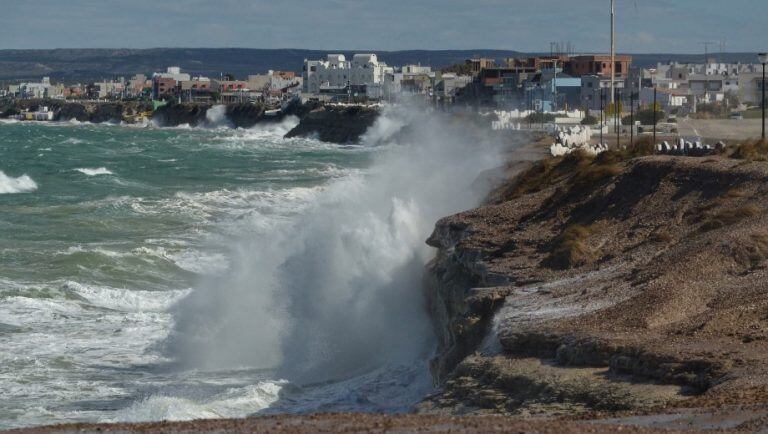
left=0, top=107, right=504, bottom=429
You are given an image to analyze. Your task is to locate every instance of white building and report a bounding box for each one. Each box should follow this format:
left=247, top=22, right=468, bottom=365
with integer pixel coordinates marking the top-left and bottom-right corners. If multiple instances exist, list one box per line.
left=152, top=66, right=191, bottom=82
left=302, top=54, right=393, bottom=97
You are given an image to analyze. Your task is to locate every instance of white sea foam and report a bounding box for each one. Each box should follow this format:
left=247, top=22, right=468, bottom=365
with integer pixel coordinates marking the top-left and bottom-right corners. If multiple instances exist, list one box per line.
left=0, top=170, right=38, bottom=194
left=61, top=281, right=190, bottom=312
left=75, top=167, right=113, bottom=176
left=110, top=381, right=286, bottom=423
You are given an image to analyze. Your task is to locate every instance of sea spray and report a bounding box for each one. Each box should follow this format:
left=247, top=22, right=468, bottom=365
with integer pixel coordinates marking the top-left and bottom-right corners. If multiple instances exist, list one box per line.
left=205, top=104, right=232, bottom=129
left=0, top=170, right=38, bottom=194
left=166, top=105, right=513, bottom=389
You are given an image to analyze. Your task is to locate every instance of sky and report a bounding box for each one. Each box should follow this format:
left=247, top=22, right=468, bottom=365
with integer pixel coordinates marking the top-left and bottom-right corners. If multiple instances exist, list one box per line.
left=1, top=0, right=766, bottom=53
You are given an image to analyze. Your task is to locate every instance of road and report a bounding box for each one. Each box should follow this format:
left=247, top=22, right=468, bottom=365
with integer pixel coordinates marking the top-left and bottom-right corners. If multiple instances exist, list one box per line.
left=676, top=118, right=764, bottom=141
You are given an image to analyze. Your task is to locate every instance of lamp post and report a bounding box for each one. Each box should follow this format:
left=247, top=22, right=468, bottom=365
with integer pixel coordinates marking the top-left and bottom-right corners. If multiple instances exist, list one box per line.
left=759, top=53, right=768, bottom=141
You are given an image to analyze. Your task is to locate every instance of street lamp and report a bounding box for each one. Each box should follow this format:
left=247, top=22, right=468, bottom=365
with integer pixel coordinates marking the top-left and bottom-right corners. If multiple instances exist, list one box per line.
left=759, top=52, right=768, bottom=140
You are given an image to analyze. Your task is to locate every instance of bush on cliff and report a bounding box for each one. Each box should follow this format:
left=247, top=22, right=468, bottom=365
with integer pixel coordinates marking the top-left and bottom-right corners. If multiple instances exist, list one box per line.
left=545, top=224, right=598, bottom=269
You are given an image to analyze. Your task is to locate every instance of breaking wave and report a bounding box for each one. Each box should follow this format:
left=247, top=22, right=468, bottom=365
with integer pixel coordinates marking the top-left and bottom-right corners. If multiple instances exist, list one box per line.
left=75, top=167, right=113, bottom=176
left=167, top=104, right=508, bottom=397
left=0, top=170, right=38, bottom=194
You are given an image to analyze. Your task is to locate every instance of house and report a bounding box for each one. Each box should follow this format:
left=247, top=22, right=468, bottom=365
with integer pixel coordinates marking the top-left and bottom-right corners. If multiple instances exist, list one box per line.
left=152, top=67, right=191, bottom=99
left=302, top=53, right=393, bottom=99
left=566, top=55, right=633, bottom=78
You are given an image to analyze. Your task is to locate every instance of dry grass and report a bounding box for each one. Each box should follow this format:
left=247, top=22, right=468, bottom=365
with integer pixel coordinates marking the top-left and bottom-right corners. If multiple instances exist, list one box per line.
left=727, top=139, right=768, bottom=161
left=701, top=204, right=760, bottom=232
left=649, top=228, right=673, bottom=244
left=546, top=224, right=597, bottom=269
left=733, top=232, right=768, bottom=269
left=506, top=156, right=564, bottom=199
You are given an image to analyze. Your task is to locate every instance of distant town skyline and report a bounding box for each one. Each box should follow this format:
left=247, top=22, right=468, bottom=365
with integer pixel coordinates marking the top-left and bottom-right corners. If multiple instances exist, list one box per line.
left=1, top=0, right=766, bottom=54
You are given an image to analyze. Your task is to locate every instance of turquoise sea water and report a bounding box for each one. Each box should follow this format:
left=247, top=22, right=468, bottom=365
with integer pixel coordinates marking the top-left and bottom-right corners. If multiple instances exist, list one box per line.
left=0, top=118, right=381, bottom=428
left=0, top=109, right=505, bottom=429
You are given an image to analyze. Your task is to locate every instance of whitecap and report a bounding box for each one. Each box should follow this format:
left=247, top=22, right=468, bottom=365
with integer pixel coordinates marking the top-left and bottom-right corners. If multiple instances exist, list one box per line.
left=75, top=167, right=113, bottom=176
left=0, top=170, right=38, bottom=194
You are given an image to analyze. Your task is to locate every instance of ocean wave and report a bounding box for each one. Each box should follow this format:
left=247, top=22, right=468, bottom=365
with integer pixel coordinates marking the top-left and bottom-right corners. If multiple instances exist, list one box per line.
left=0, top=170, right=38, bottom=194
left=75, top=167, right=113, bottom=176
left=61, top=281, right=191, bottom=312
left=110, top=381, right=286, bottom=423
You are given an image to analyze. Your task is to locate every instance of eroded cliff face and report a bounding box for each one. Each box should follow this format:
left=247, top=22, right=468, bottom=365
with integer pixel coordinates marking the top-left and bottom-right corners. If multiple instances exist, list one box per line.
left=421, top=152, right=768, bottom=418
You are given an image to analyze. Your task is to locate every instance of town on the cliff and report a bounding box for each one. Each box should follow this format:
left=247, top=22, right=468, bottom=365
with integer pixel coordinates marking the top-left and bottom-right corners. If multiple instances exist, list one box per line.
left=1, top=52, right=766, bottom=149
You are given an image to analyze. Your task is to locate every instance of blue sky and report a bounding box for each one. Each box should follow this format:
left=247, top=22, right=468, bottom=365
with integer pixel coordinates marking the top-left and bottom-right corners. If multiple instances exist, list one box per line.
left=1, top=0, right=766, bottom=53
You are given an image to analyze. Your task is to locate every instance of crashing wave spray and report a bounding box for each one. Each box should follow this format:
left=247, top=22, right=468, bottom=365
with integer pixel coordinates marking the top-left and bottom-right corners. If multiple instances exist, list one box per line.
left=204, top=105, right=233, bottom=129
left=167, top=104, right=511, bottom=390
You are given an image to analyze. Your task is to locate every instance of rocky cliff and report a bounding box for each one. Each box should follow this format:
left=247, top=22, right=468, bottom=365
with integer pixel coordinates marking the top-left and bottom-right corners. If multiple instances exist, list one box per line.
left=420, top=147, right=768, bottom=426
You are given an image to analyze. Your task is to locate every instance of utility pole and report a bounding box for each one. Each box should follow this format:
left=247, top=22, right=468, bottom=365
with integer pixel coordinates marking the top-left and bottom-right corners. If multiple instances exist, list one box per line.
left=600, top=87, right=605, bottom=146
left=653, top=86, right=658, bottom=146
left=553, top=59, right=558, bottom=112
left=617, top=88, right=621, bottom=148
left=630, top=90, right=635, bottom=145
left=610, top=0, right=616, bottom=106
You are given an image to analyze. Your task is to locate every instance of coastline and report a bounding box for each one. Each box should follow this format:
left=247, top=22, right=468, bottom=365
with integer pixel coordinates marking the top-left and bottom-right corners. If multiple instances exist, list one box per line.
left=0, top=99, right=380, bottom=144
left=8, top=116, right=768, bottom=432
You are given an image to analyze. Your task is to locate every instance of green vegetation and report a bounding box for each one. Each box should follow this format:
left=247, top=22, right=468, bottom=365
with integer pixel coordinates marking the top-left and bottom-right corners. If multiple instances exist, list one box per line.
left=546, top=224, right=598, bottom=269
left=633, top=108, right=665, bottom=126
left=440, top=62, right=474, bottom=76
left=581, top=114, right=598, bottom=126
left=525, top=112, right=556, bottom=124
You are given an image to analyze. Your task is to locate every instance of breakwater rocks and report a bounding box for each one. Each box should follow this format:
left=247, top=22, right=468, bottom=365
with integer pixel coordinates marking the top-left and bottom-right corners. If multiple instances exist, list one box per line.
left=284, top=105, right=379, bottom=144
left=420, top=151, right=768, bottom=423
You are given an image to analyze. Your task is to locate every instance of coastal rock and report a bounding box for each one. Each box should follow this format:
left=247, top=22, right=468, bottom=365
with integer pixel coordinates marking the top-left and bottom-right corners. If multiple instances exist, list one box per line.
left=423, top=152, right=768, bottom=416
left=284, top=105, right=379, bottom=144
left=151, top=102, right=210, bottom=127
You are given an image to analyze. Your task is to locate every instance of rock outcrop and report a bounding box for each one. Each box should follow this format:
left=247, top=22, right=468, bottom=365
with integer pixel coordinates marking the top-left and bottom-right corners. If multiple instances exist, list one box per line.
left=422, top=150, right=768, bottom=420
left=284, top=105, right=379, bottom=143
left=151, top=102, right=210, bottom=127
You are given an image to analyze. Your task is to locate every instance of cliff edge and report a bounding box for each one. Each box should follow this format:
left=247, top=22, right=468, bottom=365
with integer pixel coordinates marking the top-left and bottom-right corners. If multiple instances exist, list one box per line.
left=422, top=146, right=768, bottom=427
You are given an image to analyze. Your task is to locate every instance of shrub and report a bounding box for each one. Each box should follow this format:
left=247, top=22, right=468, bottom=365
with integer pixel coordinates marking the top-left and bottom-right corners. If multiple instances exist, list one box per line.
left=635, top=109, right=665, bottom=126
left=581, top=114, right=598, bottom=125
left=526, top=112, right=556, bottom=124
left=546, top=224, right=597, bottom=269
left=730, top=140, right=768, bottom=161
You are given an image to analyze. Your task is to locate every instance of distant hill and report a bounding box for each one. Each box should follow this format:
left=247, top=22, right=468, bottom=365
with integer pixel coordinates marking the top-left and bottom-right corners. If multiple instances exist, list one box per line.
left=0, top=48, right=524, bottom=82
left=0, top=48, right=760, bottom=83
